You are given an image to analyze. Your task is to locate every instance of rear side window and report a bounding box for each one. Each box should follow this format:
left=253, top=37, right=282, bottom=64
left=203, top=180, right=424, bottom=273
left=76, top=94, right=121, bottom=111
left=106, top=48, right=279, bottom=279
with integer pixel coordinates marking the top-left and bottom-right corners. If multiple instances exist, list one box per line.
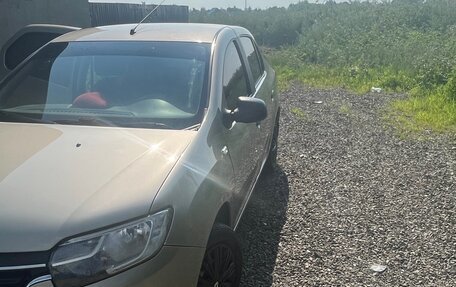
left=223, top=42, right=249, bottom=110
left=4, top=32, right=61, bottom=70
left=240, top=37, right=263, bottom=84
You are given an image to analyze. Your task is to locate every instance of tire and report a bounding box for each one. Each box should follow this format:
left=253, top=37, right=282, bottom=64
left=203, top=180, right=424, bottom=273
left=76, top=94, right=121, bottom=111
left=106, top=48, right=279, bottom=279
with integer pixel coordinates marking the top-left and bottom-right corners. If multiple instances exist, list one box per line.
left=197, top=224, right=242, bottom=287
left=264, top=111, right=280, bottom=171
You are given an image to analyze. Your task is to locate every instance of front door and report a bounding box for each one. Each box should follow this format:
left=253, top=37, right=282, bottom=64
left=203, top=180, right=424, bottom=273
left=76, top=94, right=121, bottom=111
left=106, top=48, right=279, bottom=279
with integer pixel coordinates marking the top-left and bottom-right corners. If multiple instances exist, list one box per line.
left=239, top=36, right=274, bottom=167
left=221, top=40, right=260, bottom=221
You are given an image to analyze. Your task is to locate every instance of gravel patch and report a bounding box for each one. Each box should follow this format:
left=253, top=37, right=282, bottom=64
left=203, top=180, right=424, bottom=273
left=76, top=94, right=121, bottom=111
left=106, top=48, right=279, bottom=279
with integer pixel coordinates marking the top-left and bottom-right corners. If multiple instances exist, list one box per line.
left=237, top=84, right=456, bottom=286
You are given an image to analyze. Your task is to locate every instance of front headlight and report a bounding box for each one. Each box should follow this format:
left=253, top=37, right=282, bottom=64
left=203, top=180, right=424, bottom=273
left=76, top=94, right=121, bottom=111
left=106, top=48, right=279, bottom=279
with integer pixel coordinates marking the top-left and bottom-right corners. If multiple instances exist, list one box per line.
left=50, top=209, right=171, bottom=287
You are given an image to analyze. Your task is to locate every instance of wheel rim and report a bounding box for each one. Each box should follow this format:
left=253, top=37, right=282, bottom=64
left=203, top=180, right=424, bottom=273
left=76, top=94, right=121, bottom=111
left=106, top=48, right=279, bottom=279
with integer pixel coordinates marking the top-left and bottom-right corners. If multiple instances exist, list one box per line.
left=198, top=243, right=237, bottom=287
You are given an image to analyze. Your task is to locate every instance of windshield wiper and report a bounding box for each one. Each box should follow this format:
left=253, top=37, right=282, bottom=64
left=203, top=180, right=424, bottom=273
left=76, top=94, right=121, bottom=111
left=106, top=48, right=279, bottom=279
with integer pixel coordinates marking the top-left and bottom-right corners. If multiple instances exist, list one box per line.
left=54, top=118, right=172, bottom=129
left=41, top=114, right=187, bottom=130
left=0, top=110, right=57, bottom=124
left=55, top=117, right=115, bottom=127
left=123, top=121, right=172, bottom=129
left=184, top=123, right=201, bottom=131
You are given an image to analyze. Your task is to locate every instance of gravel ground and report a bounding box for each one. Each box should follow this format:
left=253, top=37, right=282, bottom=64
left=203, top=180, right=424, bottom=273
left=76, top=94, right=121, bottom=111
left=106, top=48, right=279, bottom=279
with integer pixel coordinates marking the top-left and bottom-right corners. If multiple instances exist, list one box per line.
left=237, top=84, right=456, bottom=286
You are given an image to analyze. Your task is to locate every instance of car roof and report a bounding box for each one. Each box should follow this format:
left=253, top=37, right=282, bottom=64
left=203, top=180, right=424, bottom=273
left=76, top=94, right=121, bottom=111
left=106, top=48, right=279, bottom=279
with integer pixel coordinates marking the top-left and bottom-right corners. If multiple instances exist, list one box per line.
left=54, top=23, right=232, bottom=44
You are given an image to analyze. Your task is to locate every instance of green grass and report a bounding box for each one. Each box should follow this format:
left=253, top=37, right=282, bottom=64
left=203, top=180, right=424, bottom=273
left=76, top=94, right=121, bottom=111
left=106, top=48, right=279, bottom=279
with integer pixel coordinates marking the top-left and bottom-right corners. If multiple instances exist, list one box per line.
left=275, top=63, right=456, bottom=134
left=268, top=50, right=414, bottom=94
left=290, top=107, right=307, bottom=120
left=269, top=52, right=456, bottom=134
left=391, top=90, right=456, bottom=133
left=272, top=60, right=416, bottom=95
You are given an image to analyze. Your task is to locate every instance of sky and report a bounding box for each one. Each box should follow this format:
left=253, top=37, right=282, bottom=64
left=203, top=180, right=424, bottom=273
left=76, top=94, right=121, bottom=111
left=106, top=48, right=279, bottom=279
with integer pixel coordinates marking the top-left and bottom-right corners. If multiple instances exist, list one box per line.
left=88, top=0, right=344, bottom=10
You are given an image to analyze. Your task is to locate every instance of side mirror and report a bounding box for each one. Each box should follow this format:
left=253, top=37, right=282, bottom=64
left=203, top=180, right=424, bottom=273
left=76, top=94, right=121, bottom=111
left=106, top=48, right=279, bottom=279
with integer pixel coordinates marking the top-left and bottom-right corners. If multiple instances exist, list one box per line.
left=227, top=96, right=267, bottom=124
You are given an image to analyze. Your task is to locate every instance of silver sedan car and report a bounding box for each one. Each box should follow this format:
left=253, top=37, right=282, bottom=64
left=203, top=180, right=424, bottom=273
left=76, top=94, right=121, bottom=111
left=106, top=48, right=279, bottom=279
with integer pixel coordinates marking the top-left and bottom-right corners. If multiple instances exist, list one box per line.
left=0, top=23, right=279, bottom=287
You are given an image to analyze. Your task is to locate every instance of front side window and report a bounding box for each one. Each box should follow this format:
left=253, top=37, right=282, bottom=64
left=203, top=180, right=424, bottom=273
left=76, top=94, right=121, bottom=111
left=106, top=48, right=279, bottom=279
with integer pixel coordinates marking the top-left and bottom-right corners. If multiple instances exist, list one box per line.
left=223, top=42, right=249, bottom=110
left=0, top=41, right=211, bottom=129
left=240, top=37, right=263, bottom=84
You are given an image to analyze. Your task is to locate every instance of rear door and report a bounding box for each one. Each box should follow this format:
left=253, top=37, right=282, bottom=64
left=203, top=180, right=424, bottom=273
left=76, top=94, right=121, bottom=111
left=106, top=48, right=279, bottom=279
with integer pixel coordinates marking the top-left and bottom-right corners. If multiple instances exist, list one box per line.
left=0, top=24, right=79, bottom=80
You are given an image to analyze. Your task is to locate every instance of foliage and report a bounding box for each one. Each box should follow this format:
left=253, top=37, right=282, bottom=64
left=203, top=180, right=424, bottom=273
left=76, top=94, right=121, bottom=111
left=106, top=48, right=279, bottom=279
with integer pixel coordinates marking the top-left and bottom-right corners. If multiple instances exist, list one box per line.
left=191, top=0, right=456, bottom=133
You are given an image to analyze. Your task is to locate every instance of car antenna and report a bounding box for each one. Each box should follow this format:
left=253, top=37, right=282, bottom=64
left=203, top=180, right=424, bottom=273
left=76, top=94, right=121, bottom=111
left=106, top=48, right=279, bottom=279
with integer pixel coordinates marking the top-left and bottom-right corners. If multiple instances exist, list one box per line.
left=130, top=0, right=167, bottom=35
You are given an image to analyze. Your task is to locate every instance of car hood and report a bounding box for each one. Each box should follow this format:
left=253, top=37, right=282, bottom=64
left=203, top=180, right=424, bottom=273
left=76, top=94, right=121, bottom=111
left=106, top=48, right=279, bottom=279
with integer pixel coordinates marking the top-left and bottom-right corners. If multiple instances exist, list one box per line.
left=0, top=123, right=195, bottom=252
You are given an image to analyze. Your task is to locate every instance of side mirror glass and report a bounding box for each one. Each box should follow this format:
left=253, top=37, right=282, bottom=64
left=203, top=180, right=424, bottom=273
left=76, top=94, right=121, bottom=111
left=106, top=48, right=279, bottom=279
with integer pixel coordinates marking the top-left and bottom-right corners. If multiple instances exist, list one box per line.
left=227, top=96, right=267, bottom=124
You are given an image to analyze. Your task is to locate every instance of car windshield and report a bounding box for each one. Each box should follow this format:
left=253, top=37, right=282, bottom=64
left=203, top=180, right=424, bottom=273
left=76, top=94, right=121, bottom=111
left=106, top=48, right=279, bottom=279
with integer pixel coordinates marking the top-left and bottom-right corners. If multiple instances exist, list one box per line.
left=0, top=41, right=211, bottom=129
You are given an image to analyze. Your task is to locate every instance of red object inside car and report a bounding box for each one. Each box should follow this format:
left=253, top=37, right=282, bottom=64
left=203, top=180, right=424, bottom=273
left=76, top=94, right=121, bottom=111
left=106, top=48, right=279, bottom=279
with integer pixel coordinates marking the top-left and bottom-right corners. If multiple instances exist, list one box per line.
left=72, top=92, right=107, bottom=109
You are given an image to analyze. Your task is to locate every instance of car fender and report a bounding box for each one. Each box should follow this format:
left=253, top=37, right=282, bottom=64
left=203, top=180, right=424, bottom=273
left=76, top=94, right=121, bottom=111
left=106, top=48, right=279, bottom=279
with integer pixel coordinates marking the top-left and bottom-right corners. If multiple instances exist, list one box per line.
left=150, top=111, right=236, bottom=248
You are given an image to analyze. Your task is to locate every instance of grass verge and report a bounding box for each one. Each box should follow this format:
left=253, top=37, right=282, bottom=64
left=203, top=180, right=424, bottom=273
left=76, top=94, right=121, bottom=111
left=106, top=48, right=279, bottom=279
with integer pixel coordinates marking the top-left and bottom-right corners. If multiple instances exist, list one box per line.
left=268, top=52, right=456, bottom=134
left=391, top=90, right=456, bottom=134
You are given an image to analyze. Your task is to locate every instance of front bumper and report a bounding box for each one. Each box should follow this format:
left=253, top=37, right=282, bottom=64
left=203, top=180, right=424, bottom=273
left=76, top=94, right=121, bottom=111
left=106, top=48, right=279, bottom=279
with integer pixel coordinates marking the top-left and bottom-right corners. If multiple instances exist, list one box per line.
left=27, top=246, right=205, bottom=287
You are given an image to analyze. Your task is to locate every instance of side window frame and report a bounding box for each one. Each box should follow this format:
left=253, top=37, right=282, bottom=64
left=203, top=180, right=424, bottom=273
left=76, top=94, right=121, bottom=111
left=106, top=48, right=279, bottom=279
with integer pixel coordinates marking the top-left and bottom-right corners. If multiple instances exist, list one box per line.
left=221, top=39, right=254, bottom=111
left=251, top=37, right=265, bottom=75
left=232, top=39, right=254, bottom=96
left=240, top=36, right=265, bottom=85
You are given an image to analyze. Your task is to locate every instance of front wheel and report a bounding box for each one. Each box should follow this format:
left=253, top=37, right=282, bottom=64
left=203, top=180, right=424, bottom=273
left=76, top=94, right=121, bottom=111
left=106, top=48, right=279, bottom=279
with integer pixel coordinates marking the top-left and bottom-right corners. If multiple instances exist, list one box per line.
left=197, top=224, right=242, bottom=287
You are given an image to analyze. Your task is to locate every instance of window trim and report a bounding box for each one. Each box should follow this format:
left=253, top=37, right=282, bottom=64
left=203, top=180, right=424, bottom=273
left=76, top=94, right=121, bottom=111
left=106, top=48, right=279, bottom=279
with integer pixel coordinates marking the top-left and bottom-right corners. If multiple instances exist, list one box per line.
left=221, top=39, right=253, bottom=106
left=252, top=38, right=265, bottom=72
left=233, top=39, right=254, bottom=96
left=240, top=36, right=264, bottom=85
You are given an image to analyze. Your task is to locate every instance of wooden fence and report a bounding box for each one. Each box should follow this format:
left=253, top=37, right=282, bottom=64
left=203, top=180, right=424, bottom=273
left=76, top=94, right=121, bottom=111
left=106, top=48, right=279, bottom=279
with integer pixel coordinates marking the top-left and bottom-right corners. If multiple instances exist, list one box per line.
left=89, top=3, right=189, bottom=27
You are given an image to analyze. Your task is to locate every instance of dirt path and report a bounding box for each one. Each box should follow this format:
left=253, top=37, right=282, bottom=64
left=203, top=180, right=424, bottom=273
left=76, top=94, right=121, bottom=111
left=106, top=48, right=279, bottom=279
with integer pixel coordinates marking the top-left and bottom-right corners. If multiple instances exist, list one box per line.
left=237, top=85, right=456, bottom=286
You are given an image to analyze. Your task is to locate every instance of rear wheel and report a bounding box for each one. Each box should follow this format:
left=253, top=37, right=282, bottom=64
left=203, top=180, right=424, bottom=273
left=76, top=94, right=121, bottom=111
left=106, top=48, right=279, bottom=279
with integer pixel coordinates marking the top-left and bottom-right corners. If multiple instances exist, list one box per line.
left=197, top=224, right=242, bottom=287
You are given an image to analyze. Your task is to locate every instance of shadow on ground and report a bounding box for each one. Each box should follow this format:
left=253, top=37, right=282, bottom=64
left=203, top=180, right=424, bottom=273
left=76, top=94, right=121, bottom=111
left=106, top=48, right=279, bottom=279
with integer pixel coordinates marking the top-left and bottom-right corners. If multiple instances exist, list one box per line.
left=237, top=166, right=289, bottom=287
